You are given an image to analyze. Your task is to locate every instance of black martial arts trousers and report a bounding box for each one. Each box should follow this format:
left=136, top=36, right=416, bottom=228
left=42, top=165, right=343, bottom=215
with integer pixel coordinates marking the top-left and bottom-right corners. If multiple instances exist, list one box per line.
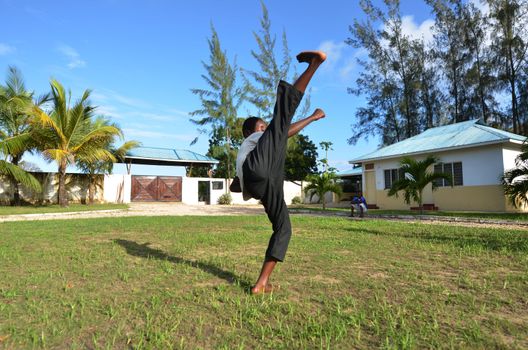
left=243, top=80, right=304, bottom=262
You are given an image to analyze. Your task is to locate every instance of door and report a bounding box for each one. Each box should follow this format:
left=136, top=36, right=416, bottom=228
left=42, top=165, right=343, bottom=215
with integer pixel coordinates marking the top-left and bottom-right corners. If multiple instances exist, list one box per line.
left=198, top=181, right=210, bottom=204
left=157, top=176, right=182, bottom=202
left=131, top=176, right=182, bottom=202
left=364, top=171, right=377, bottom=205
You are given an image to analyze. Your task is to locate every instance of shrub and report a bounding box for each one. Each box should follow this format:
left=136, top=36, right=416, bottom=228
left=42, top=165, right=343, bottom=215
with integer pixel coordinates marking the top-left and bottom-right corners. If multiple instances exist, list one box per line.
left=291, top=196, right=302, bottom=205
left=217, top=193, right=232, bottom=205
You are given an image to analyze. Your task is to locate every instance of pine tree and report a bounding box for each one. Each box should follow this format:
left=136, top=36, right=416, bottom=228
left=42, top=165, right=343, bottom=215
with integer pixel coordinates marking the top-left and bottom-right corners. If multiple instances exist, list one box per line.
left=190, top=24, right=245, bottom=185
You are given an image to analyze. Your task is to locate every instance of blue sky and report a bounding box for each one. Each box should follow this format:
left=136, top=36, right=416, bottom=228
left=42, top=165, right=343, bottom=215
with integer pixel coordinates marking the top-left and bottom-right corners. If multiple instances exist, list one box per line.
left=1, top=0, right=440, bottom=176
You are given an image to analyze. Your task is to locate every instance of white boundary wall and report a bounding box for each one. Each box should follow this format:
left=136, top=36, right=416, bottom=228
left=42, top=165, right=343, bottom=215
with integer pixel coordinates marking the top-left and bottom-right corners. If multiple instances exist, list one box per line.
left=181, top=177, right=305, bottom=205
left=103, top=174, right=131, bottom=203
left=102, top=175, right=308, bottom=205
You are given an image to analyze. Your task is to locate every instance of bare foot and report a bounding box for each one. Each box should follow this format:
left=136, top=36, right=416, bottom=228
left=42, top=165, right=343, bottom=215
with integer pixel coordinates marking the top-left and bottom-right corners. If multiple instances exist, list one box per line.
left=250, top=283, right=279, bottom=295
left=296, top=51, right=327, bottom=64
left=311, top=108, right=326, bottom=121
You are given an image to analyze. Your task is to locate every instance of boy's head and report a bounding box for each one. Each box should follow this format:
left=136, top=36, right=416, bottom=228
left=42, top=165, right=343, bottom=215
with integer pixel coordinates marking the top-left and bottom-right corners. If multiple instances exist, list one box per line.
left=242, top=117, right=267, bottom=138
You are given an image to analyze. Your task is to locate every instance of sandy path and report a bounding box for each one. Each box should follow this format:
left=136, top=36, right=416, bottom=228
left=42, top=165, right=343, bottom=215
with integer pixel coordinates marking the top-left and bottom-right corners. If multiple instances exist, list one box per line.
left=0, top=203, right=265, bottom=223
left=1, top=203, right=526, bottom=231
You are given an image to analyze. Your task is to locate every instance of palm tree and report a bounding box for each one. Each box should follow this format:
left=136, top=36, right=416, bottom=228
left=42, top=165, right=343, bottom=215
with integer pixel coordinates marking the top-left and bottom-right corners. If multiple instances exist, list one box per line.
left=502, top=141, right=528, bottom=208
left=0, top=66, right=48, bottom=204
left=0, top=136, right=41, bottom=196
left=304, top=171, right=343, bottom=210
left=388, top=155, right=452, bottom=214
left=30, top=80, right=121, bottom=207
left=77, top=118, right=140, bottom=204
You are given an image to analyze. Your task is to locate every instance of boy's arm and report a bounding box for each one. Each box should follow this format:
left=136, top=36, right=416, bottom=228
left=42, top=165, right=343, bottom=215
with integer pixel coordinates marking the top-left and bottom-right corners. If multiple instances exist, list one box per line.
left=288, top=108, right=325, bottom=138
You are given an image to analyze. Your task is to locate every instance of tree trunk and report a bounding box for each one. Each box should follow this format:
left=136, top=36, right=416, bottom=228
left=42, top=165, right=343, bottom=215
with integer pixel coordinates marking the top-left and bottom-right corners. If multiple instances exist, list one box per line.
left=58, top=162, right=68, bottom=207
left=11, top=155, right=21, bottom=206
left=88, top=175, right=95, bottom=205
left=418, top=191, right=423, bottom=215
left=226, top=127, right=231, bottom=194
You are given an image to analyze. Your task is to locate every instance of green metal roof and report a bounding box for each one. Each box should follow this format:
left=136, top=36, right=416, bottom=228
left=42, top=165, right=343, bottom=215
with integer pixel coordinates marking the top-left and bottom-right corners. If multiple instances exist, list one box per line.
left=350, top=119, right=526, bottom=163
left=337, top=167, right=363, bottom=177
left=124, top=147, right=218, bottom=166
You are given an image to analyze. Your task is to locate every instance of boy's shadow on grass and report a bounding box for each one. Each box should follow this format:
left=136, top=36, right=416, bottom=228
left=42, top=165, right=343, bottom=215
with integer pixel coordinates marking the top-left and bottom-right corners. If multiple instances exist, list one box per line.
left=114, top=239, right=252, bottom=292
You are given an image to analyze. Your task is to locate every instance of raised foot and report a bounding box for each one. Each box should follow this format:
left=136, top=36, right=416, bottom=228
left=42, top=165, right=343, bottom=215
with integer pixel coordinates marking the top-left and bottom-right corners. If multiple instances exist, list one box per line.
left=296, top=51, right=327, bottom=64
left=250, top=283, right=280, bottom=295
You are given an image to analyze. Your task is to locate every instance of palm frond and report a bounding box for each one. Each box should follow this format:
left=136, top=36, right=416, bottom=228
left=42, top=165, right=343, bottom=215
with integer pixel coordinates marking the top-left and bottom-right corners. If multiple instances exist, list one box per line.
left=42, top=149, right=70, bottom=163
left=30, top=105, right=67, bottom=143
left=0, top=160, right=41, bottom=192
left=0, top=133, right=32, bottom=156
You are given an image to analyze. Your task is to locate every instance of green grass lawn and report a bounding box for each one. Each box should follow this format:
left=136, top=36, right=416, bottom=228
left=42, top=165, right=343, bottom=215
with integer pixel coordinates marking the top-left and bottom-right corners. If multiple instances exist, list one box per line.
left=1, top=216, right=527, bottom=349
left=291, top=205, right=528, bottom=222
left=0, top=203, right=128, bottom=216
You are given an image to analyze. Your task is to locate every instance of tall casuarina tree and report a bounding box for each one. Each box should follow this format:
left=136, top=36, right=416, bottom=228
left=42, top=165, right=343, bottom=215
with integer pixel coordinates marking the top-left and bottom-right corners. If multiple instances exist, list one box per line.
left=488, top=0, right=528, bottom=134
left=190, top=24, right=245, bottom=186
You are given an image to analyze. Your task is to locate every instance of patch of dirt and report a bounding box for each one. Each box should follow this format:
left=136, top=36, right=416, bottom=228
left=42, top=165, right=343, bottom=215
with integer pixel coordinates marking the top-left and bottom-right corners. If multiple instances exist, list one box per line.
left=2, top=203, right=526, bottom=232
left=0, top=203, right=266, bottom=222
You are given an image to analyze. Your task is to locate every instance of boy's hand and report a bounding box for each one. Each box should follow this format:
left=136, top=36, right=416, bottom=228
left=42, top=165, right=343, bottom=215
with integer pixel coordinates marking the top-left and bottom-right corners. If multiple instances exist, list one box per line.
left=311, top=108, right=326, bottom=121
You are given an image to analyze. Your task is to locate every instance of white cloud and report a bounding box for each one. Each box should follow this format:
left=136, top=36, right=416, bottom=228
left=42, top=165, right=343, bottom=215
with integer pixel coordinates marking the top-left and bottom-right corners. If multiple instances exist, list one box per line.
left=58, top=45, right=86, bottom=69
left=95, top=105, right=122, bottom=119
left=339, top=48, right=367, bottom=80
left=0, top=43, right=15, bottom=55
left=129, top=111, right=188, bottom=122
left=96, top=89, right=149, bottom=109
left=470, top=0, right=490, bottom=15
left=400, top=16, right=435, bottom=44
left=317, top=39, right=365, bottom=82
left=123, top=128, right=195, bottom=142
left=318, top=40, right=347, bottom=69
left=167, top=108, right=191, bottom=117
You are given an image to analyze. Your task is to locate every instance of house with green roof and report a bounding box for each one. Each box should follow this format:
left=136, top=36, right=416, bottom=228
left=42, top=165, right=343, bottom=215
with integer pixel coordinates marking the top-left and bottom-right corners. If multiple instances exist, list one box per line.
left=349, top=119, right=527, bottom=212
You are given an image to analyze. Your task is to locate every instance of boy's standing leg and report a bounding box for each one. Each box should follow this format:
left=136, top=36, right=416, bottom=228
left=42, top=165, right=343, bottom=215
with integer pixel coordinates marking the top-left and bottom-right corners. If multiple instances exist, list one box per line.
left=247, top=51, right=326, bottom=294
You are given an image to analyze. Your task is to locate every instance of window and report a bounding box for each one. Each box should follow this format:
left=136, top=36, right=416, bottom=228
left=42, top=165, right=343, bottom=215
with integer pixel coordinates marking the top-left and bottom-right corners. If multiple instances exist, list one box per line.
left=384, top=168, right=404, bottom=189
left=212, top=181, right=223, bottom=190
left=434, top=162, right=463, bottom=187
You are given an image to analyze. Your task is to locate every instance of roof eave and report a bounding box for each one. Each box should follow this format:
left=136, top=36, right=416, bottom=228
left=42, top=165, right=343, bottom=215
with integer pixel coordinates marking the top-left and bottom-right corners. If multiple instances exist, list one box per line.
left=349, top=139, right=524, bottom=164
left=123, top=156, right=219, bottom=166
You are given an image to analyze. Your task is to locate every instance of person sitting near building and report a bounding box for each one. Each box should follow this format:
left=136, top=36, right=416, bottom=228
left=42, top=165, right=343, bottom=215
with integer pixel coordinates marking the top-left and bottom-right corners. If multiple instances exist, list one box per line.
left=351, top=192, right=367, bottom=218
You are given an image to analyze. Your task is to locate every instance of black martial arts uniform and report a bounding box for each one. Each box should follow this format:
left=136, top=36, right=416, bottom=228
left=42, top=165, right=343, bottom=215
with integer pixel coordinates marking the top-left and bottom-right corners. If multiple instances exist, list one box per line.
left=242, top=80, right=304, bottom=262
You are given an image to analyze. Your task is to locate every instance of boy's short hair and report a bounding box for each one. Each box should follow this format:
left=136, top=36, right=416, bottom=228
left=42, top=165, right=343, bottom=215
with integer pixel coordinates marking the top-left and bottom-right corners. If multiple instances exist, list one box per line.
left=242, top=117, right=264, bottom=138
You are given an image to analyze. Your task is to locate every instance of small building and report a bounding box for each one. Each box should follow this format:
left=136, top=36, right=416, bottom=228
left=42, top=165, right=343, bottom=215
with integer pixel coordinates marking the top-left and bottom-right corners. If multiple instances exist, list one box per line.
left=349, top=119, right=527, bottom=212
left=103, top=146, right=304, bottom=205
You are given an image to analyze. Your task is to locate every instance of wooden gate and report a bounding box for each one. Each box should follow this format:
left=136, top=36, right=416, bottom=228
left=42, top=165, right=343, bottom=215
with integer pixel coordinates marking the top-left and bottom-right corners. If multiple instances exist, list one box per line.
left=131, top=176, right=182, bottom=202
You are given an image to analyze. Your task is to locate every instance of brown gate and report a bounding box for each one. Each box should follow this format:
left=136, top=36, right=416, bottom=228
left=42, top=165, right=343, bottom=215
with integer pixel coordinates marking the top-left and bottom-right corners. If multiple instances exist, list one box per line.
left=131, top=176, right=182, bottom=202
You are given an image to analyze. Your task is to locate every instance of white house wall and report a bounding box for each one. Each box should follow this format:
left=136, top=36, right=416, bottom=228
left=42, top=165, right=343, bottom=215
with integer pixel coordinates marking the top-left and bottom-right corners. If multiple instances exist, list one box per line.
left=372, top=144, right=509, bottom=188
left=503, top=146, right=521, bottom=172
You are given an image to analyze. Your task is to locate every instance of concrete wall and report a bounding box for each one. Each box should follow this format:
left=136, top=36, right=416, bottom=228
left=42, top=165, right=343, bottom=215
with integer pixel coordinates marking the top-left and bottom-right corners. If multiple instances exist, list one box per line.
left=0, top=172, right=103, bottom=205
left=103, top=174, right=131, bottom=203
left=181, top=177, right=306, bottom=205
left=0, top=172, right=344, bottom=206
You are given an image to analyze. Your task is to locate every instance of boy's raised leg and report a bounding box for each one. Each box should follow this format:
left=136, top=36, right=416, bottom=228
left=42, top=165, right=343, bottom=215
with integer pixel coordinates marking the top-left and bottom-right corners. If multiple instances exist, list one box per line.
left=293, top=51, right=326, bottom=93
